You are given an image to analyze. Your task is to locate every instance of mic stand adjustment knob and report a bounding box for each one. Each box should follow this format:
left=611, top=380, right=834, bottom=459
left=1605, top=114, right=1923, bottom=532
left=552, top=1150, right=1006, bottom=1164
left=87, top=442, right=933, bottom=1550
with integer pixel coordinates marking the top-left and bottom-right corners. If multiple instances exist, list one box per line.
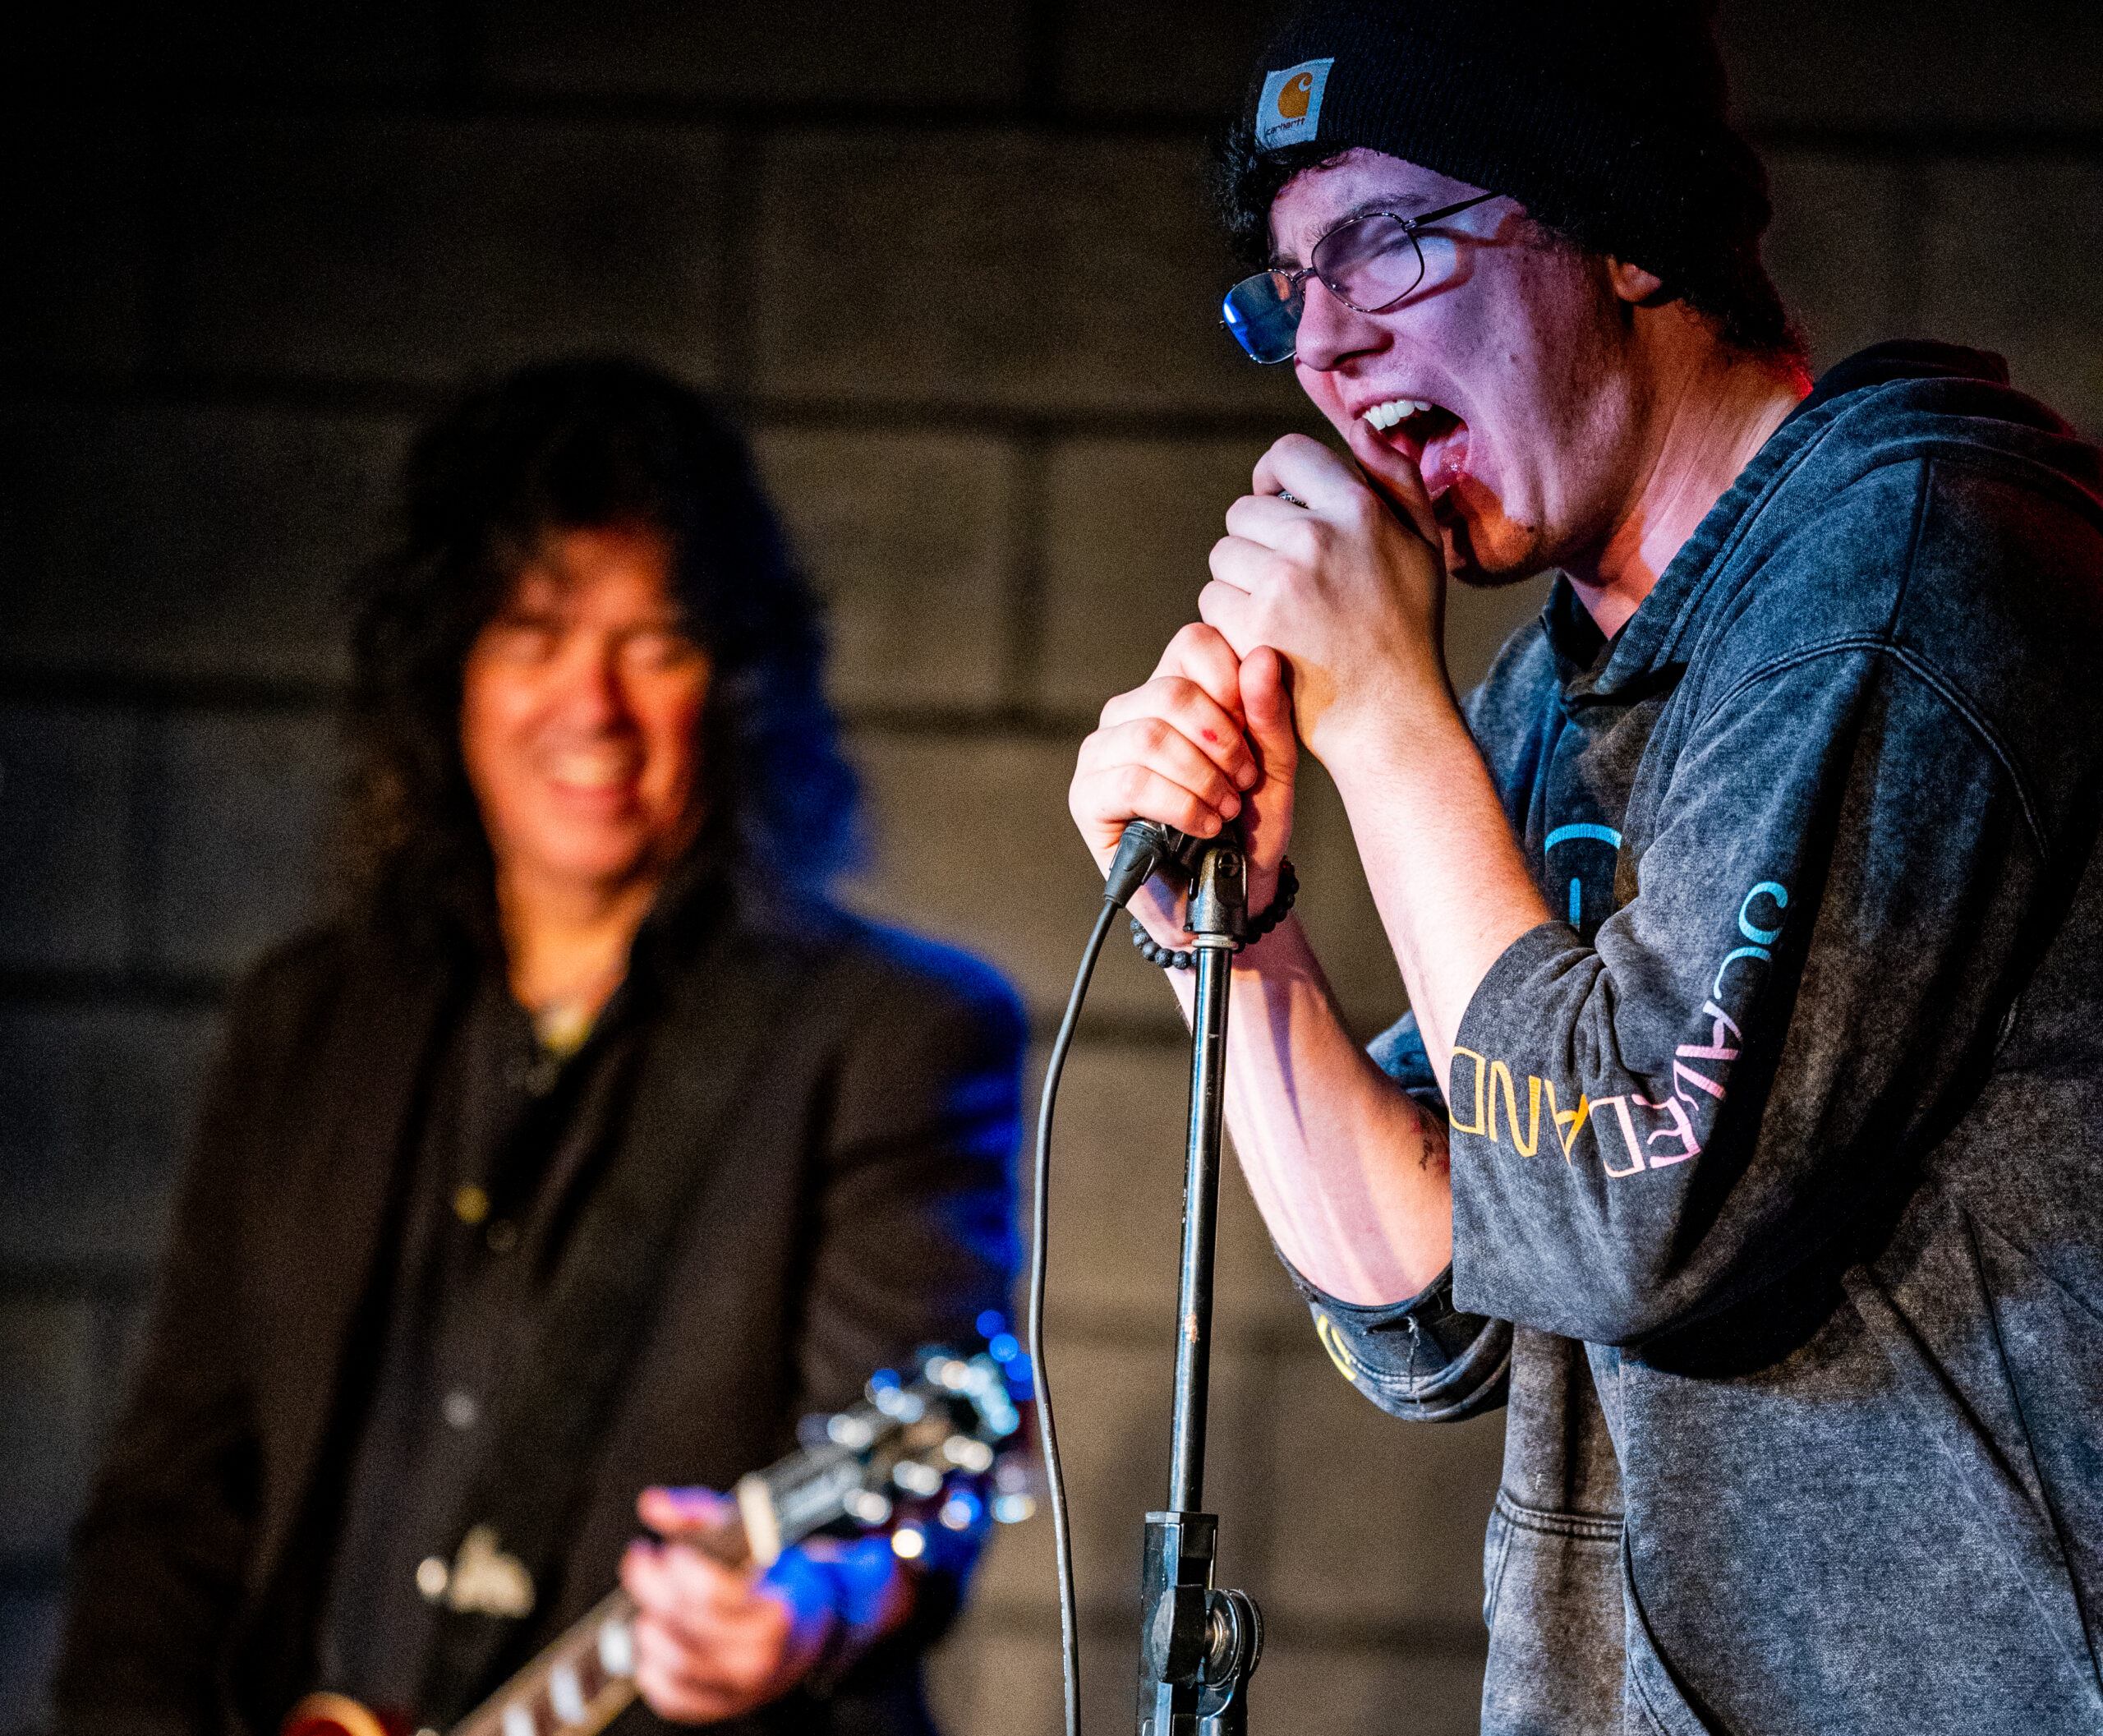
left=1136, top=1512, right=1263, bottom=1736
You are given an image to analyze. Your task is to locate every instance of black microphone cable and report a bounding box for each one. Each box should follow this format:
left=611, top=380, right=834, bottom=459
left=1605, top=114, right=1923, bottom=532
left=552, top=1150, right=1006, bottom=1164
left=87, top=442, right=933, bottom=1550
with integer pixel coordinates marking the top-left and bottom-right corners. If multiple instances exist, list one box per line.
left=1028, top=823, right=1176, bottom=1736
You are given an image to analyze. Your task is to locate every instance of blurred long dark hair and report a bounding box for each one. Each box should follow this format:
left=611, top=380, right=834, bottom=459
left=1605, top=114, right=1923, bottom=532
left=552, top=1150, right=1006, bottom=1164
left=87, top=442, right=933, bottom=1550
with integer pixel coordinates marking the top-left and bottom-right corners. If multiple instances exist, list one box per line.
left=343, top=356, right=858, bottom=951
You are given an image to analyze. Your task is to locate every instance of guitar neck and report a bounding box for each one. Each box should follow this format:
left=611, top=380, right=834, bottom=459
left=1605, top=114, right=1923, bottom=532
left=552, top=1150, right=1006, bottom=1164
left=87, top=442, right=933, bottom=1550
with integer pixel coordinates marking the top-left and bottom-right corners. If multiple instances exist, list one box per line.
left=449, top=1586, right=642, bottom=1736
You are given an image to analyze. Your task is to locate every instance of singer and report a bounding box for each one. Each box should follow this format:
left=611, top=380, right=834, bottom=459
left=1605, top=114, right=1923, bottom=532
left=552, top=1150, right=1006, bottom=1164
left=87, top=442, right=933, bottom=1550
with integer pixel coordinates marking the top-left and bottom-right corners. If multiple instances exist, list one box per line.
left=54, top=358, right=1024, bottom=1736
left=1070, top=3, right=2103, bottom=1731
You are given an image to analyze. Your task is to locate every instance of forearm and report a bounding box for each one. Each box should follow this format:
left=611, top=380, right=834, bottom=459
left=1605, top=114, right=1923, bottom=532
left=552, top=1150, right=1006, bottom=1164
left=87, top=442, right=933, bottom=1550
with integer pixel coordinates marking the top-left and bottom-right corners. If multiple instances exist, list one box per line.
left=1147, top=900, right=1453, bottom=1304
left=1325, top=706, right=1551, bottom=1093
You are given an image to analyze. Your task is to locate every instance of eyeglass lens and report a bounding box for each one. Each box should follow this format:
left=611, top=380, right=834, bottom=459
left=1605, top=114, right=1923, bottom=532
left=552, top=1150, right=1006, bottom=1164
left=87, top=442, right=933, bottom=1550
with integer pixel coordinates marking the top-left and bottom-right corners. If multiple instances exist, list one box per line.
left=1314, top=214, right=1429, bottom=314
left=1221, top=272, right=1305, bottom=364
left=1221, top=212, right=1428, bottom=363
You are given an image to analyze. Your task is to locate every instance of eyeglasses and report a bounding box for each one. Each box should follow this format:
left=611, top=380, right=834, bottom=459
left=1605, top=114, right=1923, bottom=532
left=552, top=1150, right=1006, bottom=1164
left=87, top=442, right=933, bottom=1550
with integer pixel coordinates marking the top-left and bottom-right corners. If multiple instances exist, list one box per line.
left=1220, top=191, right=1498, bottom=364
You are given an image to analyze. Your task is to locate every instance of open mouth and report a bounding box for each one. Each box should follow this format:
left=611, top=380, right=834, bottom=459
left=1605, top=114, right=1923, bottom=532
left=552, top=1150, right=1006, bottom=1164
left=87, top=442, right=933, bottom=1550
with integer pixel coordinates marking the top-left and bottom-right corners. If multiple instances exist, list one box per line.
left=547, top=744, right=642, bottom=794
left=1360, top=397, right=1468, bottom=499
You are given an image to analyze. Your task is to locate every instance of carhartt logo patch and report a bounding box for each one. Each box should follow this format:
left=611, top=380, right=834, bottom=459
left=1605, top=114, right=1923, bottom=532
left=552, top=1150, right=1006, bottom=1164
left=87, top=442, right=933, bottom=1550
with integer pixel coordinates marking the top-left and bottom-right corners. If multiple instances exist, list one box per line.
left=1257, top=58, right=1333, bottom=149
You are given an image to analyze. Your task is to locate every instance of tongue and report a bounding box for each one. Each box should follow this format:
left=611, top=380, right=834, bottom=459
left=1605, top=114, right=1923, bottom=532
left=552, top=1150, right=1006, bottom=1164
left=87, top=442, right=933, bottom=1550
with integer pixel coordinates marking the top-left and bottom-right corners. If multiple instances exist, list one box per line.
left=1420, top=419, right=1469, bottom=500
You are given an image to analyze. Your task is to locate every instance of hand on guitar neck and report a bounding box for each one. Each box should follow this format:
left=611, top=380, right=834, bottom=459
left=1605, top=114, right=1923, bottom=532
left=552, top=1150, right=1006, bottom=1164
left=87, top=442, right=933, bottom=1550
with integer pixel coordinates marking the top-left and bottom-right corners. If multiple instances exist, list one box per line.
left=620, top=1485, right=911, bottom=1723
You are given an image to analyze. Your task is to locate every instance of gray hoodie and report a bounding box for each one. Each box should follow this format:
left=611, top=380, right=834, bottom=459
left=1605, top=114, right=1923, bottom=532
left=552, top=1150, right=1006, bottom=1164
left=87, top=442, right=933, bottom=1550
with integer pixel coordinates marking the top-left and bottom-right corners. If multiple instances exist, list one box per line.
left=1299, top=343, right=2103, bottom=1734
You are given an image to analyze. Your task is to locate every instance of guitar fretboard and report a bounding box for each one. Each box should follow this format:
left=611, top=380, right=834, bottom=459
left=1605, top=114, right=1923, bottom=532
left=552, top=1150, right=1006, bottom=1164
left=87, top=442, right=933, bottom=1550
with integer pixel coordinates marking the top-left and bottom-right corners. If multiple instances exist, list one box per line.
left=449, top=1587, right=642, bottom=1736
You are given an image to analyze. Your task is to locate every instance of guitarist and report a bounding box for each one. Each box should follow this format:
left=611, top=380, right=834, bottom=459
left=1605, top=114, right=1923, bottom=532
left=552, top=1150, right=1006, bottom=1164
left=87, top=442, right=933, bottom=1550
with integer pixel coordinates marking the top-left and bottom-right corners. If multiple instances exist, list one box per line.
left=52, top=358, right=1024, bottom=1735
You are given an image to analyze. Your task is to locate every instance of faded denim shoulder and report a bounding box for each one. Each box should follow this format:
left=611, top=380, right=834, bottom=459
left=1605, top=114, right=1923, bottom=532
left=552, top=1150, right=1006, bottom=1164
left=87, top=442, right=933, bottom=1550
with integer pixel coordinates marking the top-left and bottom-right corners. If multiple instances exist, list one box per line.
left=1295, top=344, right=2103, bottom=1734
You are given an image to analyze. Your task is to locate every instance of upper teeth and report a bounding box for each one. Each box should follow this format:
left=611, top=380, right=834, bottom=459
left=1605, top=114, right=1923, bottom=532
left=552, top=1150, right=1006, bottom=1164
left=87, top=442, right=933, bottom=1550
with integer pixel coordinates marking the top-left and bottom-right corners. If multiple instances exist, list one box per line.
left=1363, top=398, right=1433, bottom=430
left=551, top=748, right=635, bottom=788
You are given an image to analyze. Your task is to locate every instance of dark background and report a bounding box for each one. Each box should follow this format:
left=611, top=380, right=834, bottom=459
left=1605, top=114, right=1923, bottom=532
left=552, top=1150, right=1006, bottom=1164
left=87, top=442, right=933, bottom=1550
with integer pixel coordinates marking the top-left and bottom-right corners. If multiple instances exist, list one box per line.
left=2, top=2, right=2099, bottom=1731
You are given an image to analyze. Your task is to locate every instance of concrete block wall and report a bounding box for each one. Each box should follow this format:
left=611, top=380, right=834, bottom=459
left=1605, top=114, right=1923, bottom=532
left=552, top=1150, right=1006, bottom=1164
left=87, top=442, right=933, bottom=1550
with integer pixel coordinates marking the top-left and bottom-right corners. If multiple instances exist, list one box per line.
left=2, top=3, right=2098, bottom=1730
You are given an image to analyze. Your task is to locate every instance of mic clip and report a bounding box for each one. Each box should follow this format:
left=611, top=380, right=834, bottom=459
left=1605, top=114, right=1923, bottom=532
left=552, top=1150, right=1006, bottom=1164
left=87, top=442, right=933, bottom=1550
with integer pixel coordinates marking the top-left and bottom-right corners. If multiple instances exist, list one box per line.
left=1102, top=821, right=1248, bottom=944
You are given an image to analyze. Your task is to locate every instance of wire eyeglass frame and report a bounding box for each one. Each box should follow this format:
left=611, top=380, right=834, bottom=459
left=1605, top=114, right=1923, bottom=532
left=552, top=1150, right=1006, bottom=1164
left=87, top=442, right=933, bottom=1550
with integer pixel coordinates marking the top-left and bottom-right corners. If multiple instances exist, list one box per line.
left=1221, top=190, right=1498, bottom=364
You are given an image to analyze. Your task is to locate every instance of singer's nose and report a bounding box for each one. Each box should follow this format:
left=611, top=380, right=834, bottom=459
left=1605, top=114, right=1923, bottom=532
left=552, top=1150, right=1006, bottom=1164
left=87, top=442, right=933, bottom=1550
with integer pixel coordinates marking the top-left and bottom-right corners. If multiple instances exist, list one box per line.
left=553, top=639, right=628, bottom=731
left=1290, top=275, right=1379, bottom=374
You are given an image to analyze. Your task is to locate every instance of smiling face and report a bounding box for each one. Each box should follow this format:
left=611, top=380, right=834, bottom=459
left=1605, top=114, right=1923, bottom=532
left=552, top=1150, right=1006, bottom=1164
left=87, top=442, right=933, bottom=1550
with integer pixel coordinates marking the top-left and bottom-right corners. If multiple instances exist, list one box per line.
left=460, top=524, right=711, bottom=911
left=1273, top=148, right=1654, bottom=584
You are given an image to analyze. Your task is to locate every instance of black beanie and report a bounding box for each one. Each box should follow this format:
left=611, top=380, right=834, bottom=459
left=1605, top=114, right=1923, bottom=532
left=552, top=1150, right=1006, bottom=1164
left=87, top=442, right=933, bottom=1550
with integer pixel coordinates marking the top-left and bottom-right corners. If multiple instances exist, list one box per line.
left=1231, top=0, right=1773, bottom=321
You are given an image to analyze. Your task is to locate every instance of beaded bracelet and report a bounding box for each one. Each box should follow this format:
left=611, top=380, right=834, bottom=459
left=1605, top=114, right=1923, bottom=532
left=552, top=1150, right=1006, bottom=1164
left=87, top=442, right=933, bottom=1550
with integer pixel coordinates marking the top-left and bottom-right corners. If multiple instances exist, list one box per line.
left=1130, top=859, right=1299, bottom=969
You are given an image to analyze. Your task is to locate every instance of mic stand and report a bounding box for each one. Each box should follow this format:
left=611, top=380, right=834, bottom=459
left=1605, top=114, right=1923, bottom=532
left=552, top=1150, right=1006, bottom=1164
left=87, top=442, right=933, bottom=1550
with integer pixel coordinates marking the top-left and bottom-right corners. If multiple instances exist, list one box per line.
left=1135, top=834, right=1263, bottom=1736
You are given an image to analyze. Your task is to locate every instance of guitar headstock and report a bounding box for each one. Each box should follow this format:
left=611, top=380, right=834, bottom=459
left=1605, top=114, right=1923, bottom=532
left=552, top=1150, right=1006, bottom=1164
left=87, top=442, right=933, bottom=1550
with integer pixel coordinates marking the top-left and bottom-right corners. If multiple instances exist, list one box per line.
left=743, top=1315, right=1036, bottom=1566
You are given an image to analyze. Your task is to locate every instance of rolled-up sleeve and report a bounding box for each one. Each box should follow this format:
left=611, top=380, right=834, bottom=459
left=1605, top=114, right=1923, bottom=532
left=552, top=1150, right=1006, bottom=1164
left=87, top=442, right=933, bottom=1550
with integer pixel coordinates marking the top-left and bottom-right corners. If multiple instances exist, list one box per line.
left=1290, top=1258, right=1513, bottom=1421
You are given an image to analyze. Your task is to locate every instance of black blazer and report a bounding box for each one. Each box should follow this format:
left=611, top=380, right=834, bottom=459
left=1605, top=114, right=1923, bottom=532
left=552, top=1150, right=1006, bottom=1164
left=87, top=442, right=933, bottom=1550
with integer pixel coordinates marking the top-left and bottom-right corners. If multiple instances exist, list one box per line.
left=53, top=897, right=1024, bottom=1736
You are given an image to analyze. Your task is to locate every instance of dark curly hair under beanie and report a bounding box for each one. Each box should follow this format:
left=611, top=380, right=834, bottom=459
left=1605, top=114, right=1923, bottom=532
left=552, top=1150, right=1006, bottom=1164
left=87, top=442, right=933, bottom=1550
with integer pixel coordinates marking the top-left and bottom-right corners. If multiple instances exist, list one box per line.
left=1214, top=0, right=1797, bottom=357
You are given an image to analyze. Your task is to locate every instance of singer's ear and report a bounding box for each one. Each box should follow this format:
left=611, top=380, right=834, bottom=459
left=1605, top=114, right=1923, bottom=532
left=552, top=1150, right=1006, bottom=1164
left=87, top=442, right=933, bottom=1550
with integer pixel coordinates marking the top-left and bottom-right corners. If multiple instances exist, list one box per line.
left=1608, top=257, right=1668, bottom=306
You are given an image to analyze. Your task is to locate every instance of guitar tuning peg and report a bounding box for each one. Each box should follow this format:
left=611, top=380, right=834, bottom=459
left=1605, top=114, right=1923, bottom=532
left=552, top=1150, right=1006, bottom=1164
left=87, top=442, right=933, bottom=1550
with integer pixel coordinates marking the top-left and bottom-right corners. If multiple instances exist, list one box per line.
left=871, top=1386, right=925, bottom=1422
left=942, top=1434, right=995, bottom=1473
left=827, top=1413, right=877, bottom=1450
left=844, top=1490, right=893, bottom=1526
left=926, top=1356, right=973, bottom=1391
left=893, top=1460, right=944, bottom=1497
